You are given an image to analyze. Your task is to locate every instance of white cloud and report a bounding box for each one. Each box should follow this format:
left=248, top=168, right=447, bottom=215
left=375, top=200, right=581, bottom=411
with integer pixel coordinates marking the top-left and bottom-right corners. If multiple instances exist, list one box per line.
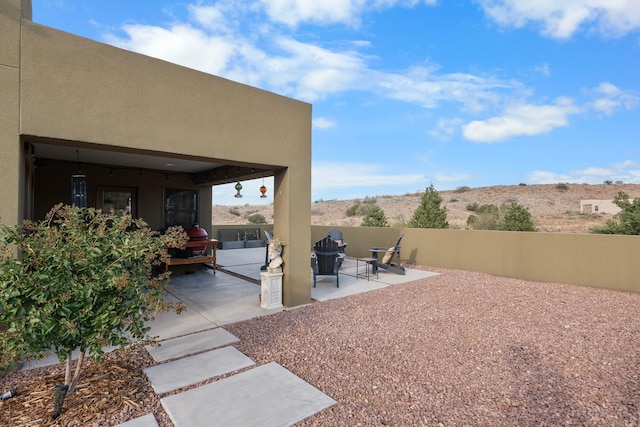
left=526, top=161, right=640, bottom=185
left=462, top=98, right=582, bottom=142
left=258, top=0, right=438, bottom=27
left=312, top=162, right=425, bottom=189
left=375, top=65, right=518, bottom=113
left=476, top=0, right=640, bottom=39
left=429, top=118, right=464, bottom=141
left=588, top=82, right=639, bottom=116
left=313, top=117, right=337, bottom=129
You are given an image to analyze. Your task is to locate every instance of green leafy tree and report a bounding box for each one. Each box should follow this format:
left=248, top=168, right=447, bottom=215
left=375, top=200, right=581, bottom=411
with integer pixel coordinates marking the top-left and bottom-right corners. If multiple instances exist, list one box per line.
left=592, top=192, right=640, bottom=235
left=361, top=204, right=389, bottom=227
left=0, top=204, right=188, bottom=394
left=500, top=202, right=536, bottom=231
left=408, top=184, right=448, bottom=229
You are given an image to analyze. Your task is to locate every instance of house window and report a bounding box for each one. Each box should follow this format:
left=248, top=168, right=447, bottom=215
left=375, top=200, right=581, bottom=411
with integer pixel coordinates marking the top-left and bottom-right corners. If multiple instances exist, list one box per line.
left=594, top=205, right=599, bottom=212
left=98, top=186, right=137, bottom=217
left=164, top=189, right=198, bottom=229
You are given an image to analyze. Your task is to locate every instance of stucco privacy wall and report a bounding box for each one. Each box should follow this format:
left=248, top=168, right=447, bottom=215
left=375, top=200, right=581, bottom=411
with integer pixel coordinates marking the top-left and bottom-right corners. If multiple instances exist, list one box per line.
left=1, top=1, right=312, bottom=306
left=313, top=226, right=640, bottom=294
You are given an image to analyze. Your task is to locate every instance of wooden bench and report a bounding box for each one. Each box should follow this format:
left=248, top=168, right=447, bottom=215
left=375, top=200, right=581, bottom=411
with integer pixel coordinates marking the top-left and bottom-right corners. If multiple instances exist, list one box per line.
left=165, top=239, right=217, bottom=273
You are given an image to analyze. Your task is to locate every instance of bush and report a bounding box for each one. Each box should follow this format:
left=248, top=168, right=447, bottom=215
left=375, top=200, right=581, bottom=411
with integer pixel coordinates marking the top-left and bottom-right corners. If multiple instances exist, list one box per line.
left=408, top=184, right=448, bottom=229
left=0, top=204, right=188, bottom=393
left=466, top=204, right=501, bottom=230
left=555, top=183, right=569, bottom=190
left=466, top=202, right=479, bottom=212
left=455, top=186, right=472, bottom=193
left=500, top=202, right=536, bottom=231
left=361, top=204, right=389, bottom=227
left=345, top=202, right=369, bottom=217
left=592, top=192, right=640, bottom=235
left=247, top=213, right=267, bottom=224
left=229, top=208, right=240, bottom=216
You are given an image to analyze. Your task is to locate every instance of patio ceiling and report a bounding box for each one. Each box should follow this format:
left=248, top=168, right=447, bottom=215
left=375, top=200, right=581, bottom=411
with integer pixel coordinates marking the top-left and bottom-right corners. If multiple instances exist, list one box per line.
left=25, top=138, right=274, bottom=185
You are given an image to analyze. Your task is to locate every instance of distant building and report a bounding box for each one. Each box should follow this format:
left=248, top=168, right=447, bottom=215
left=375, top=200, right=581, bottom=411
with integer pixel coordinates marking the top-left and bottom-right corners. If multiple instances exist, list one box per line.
left=580, top=200, right=622, bottom=215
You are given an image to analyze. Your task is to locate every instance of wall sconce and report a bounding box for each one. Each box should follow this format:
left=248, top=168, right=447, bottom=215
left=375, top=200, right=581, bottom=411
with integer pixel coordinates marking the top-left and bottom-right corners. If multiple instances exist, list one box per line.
left=234, top=181, right=243, bottom=198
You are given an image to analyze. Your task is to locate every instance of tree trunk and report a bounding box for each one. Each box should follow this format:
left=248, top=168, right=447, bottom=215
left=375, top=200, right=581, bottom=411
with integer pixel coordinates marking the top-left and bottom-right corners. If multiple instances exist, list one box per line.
left=68, top=351, right=85, bottom=394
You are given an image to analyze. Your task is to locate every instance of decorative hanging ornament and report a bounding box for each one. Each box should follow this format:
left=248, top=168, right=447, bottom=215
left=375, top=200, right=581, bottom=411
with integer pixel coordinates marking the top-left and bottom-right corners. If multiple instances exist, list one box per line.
left=234, top=181, right=243, bottom=198
left=260, top=184, right=267, bottom=198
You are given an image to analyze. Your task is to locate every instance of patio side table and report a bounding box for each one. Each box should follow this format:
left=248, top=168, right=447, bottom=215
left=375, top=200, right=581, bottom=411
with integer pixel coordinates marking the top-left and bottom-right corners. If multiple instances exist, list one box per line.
left=356, top=257, right=378, bottom=281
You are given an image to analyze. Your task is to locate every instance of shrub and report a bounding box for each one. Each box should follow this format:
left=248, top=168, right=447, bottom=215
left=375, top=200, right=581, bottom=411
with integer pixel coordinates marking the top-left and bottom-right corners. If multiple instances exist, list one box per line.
left=604, top=180, right=613, bottom=185
left=0, top=204, right=188, bottom=393
left=247, top=213, right=267, bottom=224
left=466, top=204, right=501, bottom=230
left=519, top=183, right=527, bottom=186
left=361, top=204, right=389, bottom=227
left=592, top=192, right=640, bottom=235
left=455, top=186, right=472, bottom=193
left=555, top=183, right=569, bottom=190
left=345, top=202, right=369, bottom=217
left=408, top=184, right=448, bottom=229
left=500, top=202, right=536, bottom=231
left=229, top=208, right=240, bottom=216
left=466, top=202, right=479, bottom=212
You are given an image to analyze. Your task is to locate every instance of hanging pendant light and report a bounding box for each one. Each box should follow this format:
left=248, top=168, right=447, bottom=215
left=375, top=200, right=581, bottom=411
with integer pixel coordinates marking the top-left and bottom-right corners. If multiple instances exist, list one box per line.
left=260, top=176, right=267, bottom=198
left=70, top=149, right=87, bottom=207
left=234, top=181, right=243, bottom=198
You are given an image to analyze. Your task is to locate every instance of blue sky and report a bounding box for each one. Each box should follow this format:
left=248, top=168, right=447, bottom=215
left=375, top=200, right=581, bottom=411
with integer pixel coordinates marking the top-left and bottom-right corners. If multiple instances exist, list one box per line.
left=32, top=0, right=640, bottom=205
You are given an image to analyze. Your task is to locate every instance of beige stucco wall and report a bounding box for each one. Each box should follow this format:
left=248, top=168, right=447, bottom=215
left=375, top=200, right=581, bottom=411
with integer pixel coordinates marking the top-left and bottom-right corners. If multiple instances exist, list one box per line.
left=0, top=0, right=23, bottom=226
left=1, top=1, right=312, bottom=306
left=314, top=226, right=640, bottom=294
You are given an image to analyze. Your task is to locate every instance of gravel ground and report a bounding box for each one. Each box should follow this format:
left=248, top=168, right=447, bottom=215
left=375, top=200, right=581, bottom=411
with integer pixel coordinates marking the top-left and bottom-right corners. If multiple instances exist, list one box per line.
left=2, top=266, right=639, bottom=426
left=227, top=266, right=640, bottom=426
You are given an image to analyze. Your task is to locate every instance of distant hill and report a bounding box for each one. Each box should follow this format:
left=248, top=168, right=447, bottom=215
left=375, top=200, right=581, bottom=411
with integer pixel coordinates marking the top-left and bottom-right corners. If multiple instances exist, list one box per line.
left=213, top=183, right=640, bottom=233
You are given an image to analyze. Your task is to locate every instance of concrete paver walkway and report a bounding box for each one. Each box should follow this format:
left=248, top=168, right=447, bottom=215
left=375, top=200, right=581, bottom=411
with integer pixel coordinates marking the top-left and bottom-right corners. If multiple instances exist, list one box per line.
left=161, top=362, right=336, bottom=427
left=109, top=247, right=436, bottom=426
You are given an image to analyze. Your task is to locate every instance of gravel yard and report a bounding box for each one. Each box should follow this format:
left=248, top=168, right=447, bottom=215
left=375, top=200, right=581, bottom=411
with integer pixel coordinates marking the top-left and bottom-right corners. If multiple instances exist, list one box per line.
left=227, top=266, right=640, bottom=426
left=2, top=266, right=639, bottom=426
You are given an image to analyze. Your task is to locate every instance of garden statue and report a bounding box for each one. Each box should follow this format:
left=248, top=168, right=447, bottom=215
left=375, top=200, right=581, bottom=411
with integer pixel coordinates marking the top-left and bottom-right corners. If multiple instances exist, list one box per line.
left=267, top=239, right=284, bottom=273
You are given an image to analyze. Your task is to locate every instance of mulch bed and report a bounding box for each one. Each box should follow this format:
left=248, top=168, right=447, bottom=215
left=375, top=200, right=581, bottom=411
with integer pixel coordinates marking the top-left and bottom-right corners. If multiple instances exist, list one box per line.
left=0, top=347, right=167, bottom=426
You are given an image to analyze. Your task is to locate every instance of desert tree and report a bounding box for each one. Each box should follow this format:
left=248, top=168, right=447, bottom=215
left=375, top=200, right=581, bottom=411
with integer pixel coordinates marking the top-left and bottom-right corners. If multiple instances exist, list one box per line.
left=499, top=202, right=536, bottom=232
left=408, top=184, right=449, bottom=229
left=592, top=192, right=640, bottom=235
left=361, top=204, right=389, bottom=227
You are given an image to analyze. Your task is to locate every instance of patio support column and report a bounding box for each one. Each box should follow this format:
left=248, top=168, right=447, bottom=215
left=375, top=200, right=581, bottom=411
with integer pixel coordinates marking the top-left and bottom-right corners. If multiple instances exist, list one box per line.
left=273, top=166, right=311, bottom=307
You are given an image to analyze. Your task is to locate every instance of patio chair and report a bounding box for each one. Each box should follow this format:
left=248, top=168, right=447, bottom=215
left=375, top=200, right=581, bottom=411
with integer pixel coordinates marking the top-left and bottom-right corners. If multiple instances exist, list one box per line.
left=327, top=228, right=347, bottom=268
left=261, top=230, right=273, bottom=271
left=312, top=236, right=340, bottom=287
left=369, top=233, right=405, bottom=275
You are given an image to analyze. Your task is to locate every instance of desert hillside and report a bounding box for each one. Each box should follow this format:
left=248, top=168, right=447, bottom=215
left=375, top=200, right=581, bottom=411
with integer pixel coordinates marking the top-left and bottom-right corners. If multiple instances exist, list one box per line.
left=213, top=183, right=640, bottom=233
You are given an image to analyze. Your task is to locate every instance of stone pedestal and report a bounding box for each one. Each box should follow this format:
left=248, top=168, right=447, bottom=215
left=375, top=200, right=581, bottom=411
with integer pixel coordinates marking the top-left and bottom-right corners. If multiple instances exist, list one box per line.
left=260, top=272, right=283, bottom=310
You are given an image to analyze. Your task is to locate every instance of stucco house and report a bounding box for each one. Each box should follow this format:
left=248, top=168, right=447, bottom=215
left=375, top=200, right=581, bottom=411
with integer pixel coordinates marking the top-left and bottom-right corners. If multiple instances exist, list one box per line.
left=0, top=0, right=312, bottom=306
left=580, top=199, right=623, bottom=215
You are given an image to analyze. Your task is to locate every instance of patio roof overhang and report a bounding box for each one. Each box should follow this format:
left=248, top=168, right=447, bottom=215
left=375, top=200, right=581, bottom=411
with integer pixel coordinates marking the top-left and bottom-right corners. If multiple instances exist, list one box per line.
left=25, top=137, right=277, bottom=186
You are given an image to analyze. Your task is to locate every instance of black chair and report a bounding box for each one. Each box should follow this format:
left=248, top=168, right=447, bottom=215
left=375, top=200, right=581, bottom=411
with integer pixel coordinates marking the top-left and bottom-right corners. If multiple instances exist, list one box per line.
left=327, top=228, right=347, bottom=268
left=312, top=236, right=340, bottom=287
left=369, top=233, right=405, bottom=275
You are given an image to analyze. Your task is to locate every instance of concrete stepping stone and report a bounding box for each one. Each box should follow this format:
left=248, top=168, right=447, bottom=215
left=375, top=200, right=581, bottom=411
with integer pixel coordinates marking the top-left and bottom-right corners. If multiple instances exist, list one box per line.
left=146, top=328, right=239, bottom=362
left=144, top=346, right=254, bottom=394
left=161, top=362, right=336, bottom=427
left=115, top=413, right=159, bottom=427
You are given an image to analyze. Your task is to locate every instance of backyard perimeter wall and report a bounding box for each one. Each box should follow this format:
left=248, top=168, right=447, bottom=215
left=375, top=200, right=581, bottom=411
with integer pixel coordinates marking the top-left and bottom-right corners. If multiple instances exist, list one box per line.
left=313, top=226, right=640, bottom=294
